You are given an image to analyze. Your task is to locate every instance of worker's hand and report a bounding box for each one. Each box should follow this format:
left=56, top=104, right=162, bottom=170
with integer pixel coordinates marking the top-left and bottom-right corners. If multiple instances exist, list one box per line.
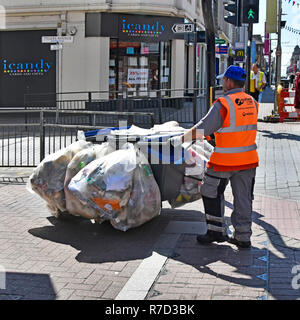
left=169, top=135, right=183, bottom=147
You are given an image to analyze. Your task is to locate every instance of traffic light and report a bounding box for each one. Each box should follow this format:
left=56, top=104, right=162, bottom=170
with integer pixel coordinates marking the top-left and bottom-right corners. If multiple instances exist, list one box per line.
left=242, top=0, right=259, bottom=24
left=224, top=0, right=241, bottom=27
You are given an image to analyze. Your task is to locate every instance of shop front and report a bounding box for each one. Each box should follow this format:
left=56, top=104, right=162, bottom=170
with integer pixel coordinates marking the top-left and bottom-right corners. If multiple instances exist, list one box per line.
left=86, top=12, right=184, bottom=98
left=0, top=29, right=56, bottom=108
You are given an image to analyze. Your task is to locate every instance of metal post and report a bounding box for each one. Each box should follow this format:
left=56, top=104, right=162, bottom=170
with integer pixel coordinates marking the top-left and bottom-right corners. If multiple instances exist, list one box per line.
left=193, top=18, right=197, bottom=125
left=246, top=23, right=253, bottom=94
left=275, top=0, right=282, bottom=114
left=150, top=113, right=155, bottom=128
left=88, top=91, right=93, bottom=125
left=40, top=110, right=45, bottom=162
left=210, top=86, right=214, bottom=106
left=158, top=90, right=163, bottom=124
left=269, top=35, right=272, bottom=86
left=120, top=90, right=124, bottom=112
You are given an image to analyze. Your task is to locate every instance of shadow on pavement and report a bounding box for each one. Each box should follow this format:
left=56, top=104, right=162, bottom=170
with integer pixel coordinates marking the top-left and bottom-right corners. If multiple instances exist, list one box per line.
left=258, top=130, right=300, bottom=142
left=0, top=272, right=56, bottom=300
left=28, top=202, right=300, bottom=300
left=166, top=202, right=300, bottom=300
left=28, top=210, right=202, bottom=264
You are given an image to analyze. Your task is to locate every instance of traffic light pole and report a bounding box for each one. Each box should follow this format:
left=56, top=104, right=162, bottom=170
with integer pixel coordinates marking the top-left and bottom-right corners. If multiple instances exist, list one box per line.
left=202, top=0, right=216, bottom=112
left=193, top=19, right=197, bottom=124
left=246, top=23, right=253, bottom=93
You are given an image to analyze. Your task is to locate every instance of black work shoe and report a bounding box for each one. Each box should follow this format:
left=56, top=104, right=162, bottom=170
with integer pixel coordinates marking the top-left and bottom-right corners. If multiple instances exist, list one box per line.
left=197, top=233, right=228, bottom=244
left=227, top=236, right=251, bottom=249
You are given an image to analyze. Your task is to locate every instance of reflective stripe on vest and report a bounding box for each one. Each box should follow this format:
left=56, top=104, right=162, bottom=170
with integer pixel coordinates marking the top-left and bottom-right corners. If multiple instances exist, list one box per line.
left=214, top=144, right=257, bottom=154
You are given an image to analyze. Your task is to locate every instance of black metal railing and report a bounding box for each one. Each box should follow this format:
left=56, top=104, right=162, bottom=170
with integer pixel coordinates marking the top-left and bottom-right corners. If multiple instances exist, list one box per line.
left=24, top=88, right=208, bottom=126
left=0, top=109, right=155, bottom=167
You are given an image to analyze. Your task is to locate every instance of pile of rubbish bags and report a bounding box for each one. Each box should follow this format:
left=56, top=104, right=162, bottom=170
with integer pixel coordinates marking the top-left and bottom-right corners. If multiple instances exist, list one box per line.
left=27, top=122, right=212, bottom=231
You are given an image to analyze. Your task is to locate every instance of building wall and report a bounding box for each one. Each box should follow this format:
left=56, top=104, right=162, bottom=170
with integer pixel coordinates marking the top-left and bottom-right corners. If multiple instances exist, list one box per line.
left=1, top=0, right=202, bottom=22
left=1, top=0, right=205, bottom=97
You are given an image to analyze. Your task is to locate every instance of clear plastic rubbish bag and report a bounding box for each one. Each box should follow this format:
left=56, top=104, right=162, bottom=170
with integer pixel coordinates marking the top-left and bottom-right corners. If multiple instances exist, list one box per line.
left=110, top=148, right=161, bottom=231
left=168, top=176, right=202, bottom=209
left=27, top=140, right=92, bottom=217
left=67, top=143, right=137, bottom=221
left=64, top=143, right=111, bottom=220
left=168, top=140, right=211, bottom=209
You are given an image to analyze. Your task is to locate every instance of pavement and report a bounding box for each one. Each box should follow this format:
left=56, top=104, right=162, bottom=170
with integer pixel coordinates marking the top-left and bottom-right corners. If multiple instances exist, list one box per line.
left=0, top=98, right=300, bottom=301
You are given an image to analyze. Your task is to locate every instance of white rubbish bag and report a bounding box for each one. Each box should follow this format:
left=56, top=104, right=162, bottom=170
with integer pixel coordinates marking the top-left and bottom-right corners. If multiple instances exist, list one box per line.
left=27, top=140, right=92, bottom=217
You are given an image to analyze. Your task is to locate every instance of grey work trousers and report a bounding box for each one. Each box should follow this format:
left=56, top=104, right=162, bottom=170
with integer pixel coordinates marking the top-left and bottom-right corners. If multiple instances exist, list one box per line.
left=200, top=166, right=256, bottom=242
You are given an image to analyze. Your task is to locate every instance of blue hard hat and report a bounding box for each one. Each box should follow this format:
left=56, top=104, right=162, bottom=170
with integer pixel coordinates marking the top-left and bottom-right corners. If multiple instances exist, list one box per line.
left=217, top=65, right=247, bottom=82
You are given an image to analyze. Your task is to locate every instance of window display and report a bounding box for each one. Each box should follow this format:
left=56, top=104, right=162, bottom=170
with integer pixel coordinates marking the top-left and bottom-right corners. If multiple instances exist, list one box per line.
left=109, top=40, right=171, bottom=99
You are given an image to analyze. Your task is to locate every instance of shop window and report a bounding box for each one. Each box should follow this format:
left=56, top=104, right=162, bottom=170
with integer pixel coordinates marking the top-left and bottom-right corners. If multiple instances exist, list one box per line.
left=160, top=41, right=171, bottom=96
left=109, top=40, right=171, bottom=99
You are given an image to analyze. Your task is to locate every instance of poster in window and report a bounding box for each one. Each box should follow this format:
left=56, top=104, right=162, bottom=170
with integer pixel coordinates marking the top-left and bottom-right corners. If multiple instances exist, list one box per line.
left=141, top=47, right=149, bottom=54
left=139, top=89, right=148, bottom=96
left=128, top=57, right=138, bottom=66
left=127, top=68, right=149, bottom=84
left=140, top=57, right=148, bottom=67
left=149, top=91, right=157, bottom=98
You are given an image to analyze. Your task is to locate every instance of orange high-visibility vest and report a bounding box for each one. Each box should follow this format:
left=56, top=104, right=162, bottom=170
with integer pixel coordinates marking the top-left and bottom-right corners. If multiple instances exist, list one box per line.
left=209, top=92, right=259, bottom=167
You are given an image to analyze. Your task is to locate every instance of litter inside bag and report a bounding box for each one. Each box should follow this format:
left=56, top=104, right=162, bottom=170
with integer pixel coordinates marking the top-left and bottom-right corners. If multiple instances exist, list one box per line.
left=168, top=176, right=202, bottom=209
left=68, top=143, right=137, bottom=221
left=110, top=148, right=161, bottom=231
left=68, top=143, right=161, bottom=231
left=64, top=143, right=112, bottom=220
left=27, top=140, right=92, bottom=217
left=167, top=140, right=212, bottom=208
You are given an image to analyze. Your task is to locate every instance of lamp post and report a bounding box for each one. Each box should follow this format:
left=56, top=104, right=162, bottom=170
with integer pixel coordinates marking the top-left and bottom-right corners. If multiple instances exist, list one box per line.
left=275, top=0, right=282, bottom=113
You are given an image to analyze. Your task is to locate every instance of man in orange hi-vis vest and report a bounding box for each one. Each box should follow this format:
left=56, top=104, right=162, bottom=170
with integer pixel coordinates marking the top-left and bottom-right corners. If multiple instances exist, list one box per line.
left=170, top=65, right=259, bottom=249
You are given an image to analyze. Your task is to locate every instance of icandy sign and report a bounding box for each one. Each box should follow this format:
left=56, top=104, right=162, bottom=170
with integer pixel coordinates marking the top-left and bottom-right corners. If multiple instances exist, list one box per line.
left=87, top=13, right=184, bottom=42
left=119, top=14, right=184, bottom=42
left=2, top=58, right=53, bottom=76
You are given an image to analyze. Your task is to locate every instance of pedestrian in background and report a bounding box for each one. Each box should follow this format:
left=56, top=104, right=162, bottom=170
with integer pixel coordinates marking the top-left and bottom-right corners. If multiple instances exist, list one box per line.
left=171, top=66, right=259, bottom=249
left=250, top=63, right=266, bottom=102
